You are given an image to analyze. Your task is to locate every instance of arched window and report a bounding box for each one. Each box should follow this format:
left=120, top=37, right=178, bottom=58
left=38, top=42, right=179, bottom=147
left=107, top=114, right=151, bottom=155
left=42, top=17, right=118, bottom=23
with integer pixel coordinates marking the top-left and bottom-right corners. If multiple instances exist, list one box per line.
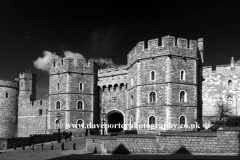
left=77, top=101, right=84, bottom=110
left=76, top=119, right=84, bottom=128
left=57, top=83, right=60, bottom=91
left=179, top=91, right=187, bottom=102
left=6, top=92, right=8, bottom=98
left=227, top=95, right=233, bottom=106
left=180, top=70, right=185, bottom=80
left=228, top=80, right=232, bottom=89
left=149, top=92, right=156, bottom=103
left=62, top=59, right=64, bottom=65
left=131, top=77, right=134, bottom=86
left=149, top=116, right=156, bottom=126
left=120, top=83, right=124, bottom=90
left=180, top=116, right=186, bottom=126
left=53, top=61, right=55, bottom=67
left=150, top=71, right=155, bottom=81
left=79, top=82, right=84, bottom=90
left=56, top=101, right=61, bottom=109
left=131, top=95, right=134, bottom=106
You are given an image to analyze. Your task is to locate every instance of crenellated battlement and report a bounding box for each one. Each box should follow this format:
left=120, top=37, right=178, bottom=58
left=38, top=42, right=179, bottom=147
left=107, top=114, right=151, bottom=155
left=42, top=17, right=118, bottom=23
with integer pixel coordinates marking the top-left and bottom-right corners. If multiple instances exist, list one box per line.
left=19, top=70, right=37, bottom=81
left=0, top=80, right=18, bottom=88
left=127, top=35, right=198, bottom=66
left=98, top=65, right=127, bottom=74
left=49, top=57, right=95, bottom=75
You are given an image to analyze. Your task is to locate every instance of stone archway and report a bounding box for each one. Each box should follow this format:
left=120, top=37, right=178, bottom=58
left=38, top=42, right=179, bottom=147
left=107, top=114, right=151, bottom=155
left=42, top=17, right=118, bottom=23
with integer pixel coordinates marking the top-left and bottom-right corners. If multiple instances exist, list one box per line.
left=107, top=110, right=124, bottom=133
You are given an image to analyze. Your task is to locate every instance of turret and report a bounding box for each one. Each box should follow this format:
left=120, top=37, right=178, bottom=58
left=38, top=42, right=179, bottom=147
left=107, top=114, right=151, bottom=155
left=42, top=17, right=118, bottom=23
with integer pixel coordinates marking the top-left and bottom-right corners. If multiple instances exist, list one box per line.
left=18, top=70, right=37, bottom=102
left=198, top=38, right=204, bottom=63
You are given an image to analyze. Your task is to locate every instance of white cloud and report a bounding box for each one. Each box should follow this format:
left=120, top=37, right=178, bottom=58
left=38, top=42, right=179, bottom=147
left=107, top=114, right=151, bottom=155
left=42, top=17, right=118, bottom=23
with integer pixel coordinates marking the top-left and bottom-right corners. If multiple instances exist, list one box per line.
left=33, top=50, right=116, bottom=72
left=33, top=51, right=60, bottom=72
left=63, top=51, right=85, bottom=60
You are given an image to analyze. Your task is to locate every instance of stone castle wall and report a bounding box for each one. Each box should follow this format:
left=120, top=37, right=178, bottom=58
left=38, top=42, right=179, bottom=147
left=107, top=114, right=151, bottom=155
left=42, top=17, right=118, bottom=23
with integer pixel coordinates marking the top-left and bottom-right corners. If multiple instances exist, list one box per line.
left=87, top=130, right=240, bottom=154
left=0, top=80, right=18, bottom=138
left=17, top=99, right=49, bottom=137
left=202, top=62, right=240, bottom=128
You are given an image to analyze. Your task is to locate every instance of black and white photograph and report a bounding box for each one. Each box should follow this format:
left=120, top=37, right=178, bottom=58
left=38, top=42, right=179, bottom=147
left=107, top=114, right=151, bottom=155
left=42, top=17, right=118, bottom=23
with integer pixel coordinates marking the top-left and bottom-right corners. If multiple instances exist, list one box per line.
left=1, top=0, right=240, bottom=159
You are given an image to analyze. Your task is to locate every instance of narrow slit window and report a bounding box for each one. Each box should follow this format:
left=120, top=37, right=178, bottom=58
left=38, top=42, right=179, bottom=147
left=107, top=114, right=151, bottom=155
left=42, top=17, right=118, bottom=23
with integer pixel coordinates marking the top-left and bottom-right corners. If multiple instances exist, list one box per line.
left=39, top=109, right=43, bottom=116
left=56, top=101, right=61, bottom=109
left=150, top=71, right=155, bottom=81
left=180, top=70, right=185, bottom=80
left=79, top=83, right=83, bottom=90
left=149, top=92, right=156, bottom=103
left=180, top=91, right=186, bottom=102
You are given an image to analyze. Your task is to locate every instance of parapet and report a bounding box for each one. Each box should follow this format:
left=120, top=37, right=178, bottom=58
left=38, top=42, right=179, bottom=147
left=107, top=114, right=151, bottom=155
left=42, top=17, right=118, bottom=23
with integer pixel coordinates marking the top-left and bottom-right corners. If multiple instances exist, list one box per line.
left=19, top=70, right=37, bottom=81
left=98, top=65, right=127, bottom=76
left=49, top=57, right=95, bottom=75
left=127, top=35, right=198, bottom=65
left=0, top=80, right=18, bottom=88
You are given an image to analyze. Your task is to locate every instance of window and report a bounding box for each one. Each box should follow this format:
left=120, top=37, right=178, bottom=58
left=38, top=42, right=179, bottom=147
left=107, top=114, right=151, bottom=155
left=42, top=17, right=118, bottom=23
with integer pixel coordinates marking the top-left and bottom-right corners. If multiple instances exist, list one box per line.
left=180, top=70, right=185, bottom=80
left=150, top=71, right=155, bottom=81
left=6, top=92, right=8, bottom=98
left=77, top=119, right=84, bottom=128
left=39, top=109, right=43, bottom=116
left=131, top=77, right=134, bottom=86
left=62, top=59, right=64, bottom=65
left=149, top=92, right=156, bottom=103
left=21, top=82, right=23, bottom=87
left=79, top=82, right=84, bottom=90
left=53, top=61, right=55, bottom=67
left=180, top=116, right=186, bottom=125
left=130, top=116, right=133, bottom=129
left=149, top=116, right=156, bottom=126
left=56, top=101, right=61, bottom=109
left=179, top=91, right=187, bottom=102
left=40, top=100, right=42, bottom=105
left=227, top=95, right=233, bottom=106
left=131, top=95, right=134, bottom=106
left=57, top=83, right=60, bottom=91
left=77, top=101, right=84, bottom=110
left=228, top=80, right=232, bottom=90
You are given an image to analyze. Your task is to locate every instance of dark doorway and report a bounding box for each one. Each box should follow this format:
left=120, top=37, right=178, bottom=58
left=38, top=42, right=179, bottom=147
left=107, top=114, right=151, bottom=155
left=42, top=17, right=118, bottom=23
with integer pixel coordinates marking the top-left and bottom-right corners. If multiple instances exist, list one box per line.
left=107, top=111, right=124, bottom=133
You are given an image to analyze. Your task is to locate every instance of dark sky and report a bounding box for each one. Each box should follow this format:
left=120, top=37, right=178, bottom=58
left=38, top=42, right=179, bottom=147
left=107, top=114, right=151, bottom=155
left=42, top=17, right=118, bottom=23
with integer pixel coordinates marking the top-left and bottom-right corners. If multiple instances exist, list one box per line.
left=0, top=0, right=240, bottom=99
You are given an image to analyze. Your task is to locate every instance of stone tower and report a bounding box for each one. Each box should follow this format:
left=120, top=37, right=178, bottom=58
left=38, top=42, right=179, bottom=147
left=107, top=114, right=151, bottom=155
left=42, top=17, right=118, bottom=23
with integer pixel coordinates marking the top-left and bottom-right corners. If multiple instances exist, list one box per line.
left=48, top=58, right=98, bottom=130
left=18, top=70, right=37, bottom=103
left=0, top=80, right=18, bottom=138
left=126, top=36, right=200, bottom=131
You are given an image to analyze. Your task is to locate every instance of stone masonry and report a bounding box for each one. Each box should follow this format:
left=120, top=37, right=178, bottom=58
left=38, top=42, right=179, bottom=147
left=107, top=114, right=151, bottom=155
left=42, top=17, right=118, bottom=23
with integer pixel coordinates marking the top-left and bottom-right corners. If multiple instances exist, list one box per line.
left=1, top=35, right=240, bottom=138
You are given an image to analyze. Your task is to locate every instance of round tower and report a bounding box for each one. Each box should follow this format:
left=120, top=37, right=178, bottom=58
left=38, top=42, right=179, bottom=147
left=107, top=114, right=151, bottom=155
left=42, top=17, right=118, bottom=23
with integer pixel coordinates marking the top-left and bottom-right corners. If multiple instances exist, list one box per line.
left=18, top=70, right=37, bottom=103
left=0, top=80, right=18, bottom=138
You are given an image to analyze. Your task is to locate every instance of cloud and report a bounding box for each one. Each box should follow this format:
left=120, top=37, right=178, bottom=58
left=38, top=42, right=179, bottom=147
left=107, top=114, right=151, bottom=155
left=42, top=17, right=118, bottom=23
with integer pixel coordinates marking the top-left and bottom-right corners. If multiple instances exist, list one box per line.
left=34, top=50, right=116, bottom=72
left=33, top=51, right=60, bottom=72
left=92, top=58, right=116, bottom=68
left=63, top=51, right=85, bottom=60
left=33, top=51, right=86, bottom=72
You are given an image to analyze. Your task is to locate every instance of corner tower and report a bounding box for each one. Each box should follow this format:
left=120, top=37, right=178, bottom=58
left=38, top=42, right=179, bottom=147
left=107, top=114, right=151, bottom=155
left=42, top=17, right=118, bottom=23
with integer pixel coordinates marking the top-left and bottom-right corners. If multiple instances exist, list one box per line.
left=0, top=80, right=18, bottom=137
left=48, top=58, right=98, bottom=130
left=127, top=36, right=201, bottom=131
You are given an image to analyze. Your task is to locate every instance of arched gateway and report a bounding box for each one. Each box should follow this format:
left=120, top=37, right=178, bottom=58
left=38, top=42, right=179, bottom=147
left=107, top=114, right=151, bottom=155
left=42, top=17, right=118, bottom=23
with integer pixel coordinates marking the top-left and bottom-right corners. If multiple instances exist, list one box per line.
left=106, top=110, right=124, bottom=133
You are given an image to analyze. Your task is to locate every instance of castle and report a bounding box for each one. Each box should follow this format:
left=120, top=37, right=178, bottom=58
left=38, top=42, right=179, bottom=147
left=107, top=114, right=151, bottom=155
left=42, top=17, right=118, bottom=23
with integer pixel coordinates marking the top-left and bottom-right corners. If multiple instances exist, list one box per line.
left=1, top=35, right=240, bottom=138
